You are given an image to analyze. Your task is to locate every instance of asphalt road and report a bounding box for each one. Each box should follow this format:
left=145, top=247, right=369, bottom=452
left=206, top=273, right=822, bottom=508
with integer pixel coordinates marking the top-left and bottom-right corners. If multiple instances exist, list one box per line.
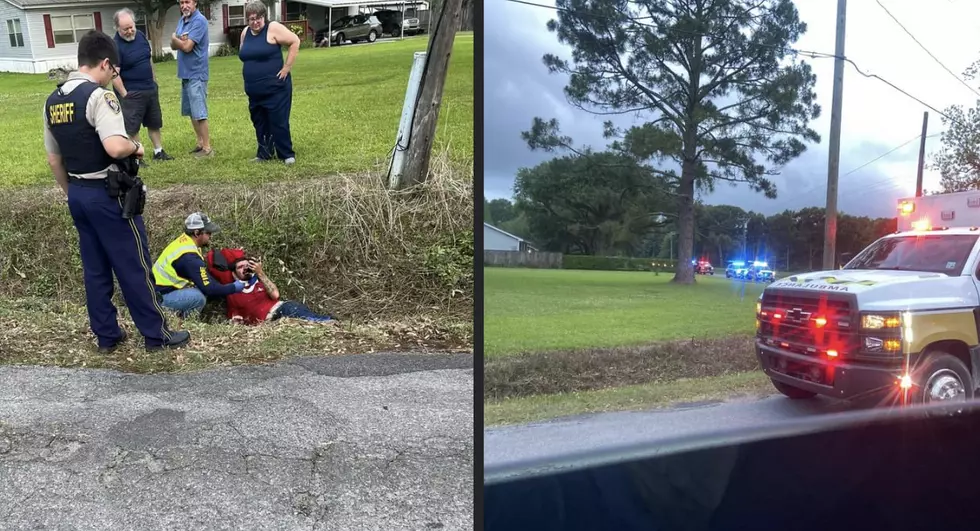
left=484, top=394, right=889, bottom=472
left=0, top=352, right=474, bottom=531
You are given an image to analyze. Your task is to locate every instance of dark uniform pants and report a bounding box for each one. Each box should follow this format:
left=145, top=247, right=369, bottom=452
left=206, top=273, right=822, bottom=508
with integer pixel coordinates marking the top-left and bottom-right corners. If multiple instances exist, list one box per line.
left=67, top=180, right=171, bottom=348
left=248, top=81, right=295, bottom=161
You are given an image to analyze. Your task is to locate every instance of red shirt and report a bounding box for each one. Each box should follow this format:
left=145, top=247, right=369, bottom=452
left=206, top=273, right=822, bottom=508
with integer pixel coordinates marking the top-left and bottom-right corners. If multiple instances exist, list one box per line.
left=226, top=279, right=280, bottom=324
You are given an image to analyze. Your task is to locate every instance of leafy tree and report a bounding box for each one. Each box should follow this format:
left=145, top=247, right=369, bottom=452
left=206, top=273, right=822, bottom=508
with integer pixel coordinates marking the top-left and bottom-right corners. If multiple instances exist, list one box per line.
left=131, top=0, right=217, bottom=58
left=499, top=213, right=533, bottom=241
left=514, top=151, right=672, bottom=255
left=931, top=104, right=980, bottom=192
left=486, top=198, right=517, bottom=226
left=523, top=0, right=821, bottom=284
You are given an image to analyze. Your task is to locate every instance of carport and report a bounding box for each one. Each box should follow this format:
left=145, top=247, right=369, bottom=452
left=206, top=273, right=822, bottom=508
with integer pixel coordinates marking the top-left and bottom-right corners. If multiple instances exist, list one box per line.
left=280, top=0, right=430, bottom=46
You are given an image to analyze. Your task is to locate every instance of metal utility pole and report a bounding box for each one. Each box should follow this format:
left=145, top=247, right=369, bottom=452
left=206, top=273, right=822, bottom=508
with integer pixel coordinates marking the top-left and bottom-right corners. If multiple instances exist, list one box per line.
left=823, top=0, right=847, bottom=271
left=915, top=111, right=929, bottom=197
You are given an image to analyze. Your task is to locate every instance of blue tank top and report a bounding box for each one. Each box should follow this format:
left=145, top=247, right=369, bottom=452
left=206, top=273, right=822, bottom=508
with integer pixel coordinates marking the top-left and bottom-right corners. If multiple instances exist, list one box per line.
left=239, top=23, right=288, bottom=96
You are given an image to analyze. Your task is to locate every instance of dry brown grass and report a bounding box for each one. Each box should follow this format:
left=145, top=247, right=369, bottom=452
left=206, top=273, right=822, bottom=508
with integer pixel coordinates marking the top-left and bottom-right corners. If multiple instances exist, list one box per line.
left=0, top=297, right=472, bottom=373
left=483, top=336, right=759, bottom=400
left=0, top=154, right=473, bottom=324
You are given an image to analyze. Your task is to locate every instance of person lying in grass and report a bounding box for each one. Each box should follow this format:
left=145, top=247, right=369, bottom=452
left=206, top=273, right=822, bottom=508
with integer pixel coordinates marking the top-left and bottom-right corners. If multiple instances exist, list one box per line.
left=208, top=248, right=337, bottom=325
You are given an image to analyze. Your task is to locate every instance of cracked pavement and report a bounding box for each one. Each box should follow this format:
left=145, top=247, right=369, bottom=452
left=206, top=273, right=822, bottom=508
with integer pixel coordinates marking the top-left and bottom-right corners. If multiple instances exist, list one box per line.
left=0, top=352, right=474, bottom=530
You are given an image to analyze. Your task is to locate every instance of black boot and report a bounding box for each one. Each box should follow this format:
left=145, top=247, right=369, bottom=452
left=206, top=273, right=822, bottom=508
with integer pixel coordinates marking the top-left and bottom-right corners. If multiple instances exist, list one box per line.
left=98, top=329, right=128, bottom=354
left=146, top=330, right=191, bottom=352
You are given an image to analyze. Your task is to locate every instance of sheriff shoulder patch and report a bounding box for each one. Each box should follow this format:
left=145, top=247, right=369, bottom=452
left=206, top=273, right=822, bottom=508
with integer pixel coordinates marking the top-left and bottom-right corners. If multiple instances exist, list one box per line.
left=103, top=91, right=121, bottom=114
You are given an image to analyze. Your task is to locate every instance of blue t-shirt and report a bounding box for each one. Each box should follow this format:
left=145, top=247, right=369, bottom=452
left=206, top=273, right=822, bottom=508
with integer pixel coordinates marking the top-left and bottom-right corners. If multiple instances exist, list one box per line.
left=114, top=30, right=156, bottom=92
left=175, top=10, right=209, bottom=81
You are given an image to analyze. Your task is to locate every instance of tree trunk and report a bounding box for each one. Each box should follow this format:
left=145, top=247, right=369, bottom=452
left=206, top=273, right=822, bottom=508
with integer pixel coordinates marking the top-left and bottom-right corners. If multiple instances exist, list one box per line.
left=671, top=166, right=696, bottom=284
left=148, top=10, right=169, bottom=59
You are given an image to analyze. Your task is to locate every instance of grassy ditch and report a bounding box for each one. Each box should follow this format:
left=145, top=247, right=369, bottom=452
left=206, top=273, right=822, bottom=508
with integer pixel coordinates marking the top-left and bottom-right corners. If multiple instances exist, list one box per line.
left=0, top=157, right=472, bottom=324
left=484, top=336, right=759, bottom=401
left=483, top=267, right=774, bottom=425
left=0, top=297, right=471, bottom=373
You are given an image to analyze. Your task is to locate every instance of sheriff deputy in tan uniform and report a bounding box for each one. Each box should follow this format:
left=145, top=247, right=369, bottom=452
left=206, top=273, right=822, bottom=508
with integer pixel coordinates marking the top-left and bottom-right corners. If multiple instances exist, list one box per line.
left=43, top=29, right=189, bottom=352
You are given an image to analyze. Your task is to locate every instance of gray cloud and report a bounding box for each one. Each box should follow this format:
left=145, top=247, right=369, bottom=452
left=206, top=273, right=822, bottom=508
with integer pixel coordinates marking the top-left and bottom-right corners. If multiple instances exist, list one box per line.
left=483, top=0, right=927, bottom=219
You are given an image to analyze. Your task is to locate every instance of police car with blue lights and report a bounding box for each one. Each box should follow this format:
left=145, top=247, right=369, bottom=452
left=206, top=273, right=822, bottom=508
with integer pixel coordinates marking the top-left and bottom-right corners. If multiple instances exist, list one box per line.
left=756, top=190, right=980, bottom=405
left=746, top=261, right=776, bottom=283
left=726, top=260, right=749, bottom=278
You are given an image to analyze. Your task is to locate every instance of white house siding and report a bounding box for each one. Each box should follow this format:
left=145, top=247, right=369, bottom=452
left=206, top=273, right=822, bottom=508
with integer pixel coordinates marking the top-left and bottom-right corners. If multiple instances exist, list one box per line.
left=0, top=2, right=34, bottom=72
left=10, top=0, right=233, bottom=73
left=26, top=4, right=125, bottom=70
left=484, top=225, right=522, bottom=252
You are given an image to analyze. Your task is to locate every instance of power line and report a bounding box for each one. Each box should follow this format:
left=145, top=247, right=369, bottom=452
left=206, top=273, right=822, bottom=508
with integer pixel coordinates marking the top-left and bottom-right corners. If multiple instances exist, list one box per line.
left=842, top=132, right=941, bottom=178
left=765, top=131, right=941, bottom=209
left=873, top=0, right=980, bottom=99
left=503, top=0, right=968, bottom=128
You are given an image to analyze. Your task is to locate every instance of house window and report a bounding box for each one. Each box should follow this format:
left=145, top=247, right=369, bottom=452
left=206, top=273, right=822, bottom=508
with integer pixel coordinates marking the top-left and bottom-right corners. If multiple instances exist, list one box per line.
left=228, top=5, right=245, bottom=26
left=6, top=18, right=24, bottom=47
left=134, top=13, right=148, bottom=38
left=285, top=1, right=306, bottom=21
left=50, top=14, right=94, bottom=45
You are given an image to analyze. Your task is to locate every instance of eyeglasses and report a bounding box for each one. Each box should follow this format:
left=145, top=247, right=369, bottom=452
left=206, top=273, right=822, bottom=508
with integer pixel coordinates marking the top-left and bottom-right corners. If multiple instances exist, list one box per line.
left=106, top=61, right=119, bottom=80
left=247, top=16, right=263, bottom=22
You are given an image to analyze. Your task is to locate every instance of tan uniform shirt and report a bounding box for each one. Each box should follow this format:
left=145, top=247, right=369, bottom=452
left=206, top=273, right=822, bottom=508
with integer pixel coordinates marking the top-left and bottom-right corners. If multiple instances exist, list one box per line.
left=42, top=72, right=127, bottom=179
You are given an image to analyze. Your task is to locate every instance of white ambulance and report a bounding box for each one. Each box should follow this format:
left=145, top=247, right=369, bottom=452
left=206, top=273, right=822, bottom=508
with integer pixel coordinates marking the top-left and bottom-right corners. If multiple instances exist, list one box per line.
left=756, top=190, right=980, bottom=405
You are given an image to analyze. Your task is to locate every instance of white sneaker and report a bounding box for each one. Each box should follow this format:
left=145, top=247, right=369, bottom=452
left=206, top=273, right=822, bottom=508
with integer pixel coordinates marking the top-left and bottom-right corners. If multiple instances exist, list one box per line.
left=284, top=157, right=296, bottom=165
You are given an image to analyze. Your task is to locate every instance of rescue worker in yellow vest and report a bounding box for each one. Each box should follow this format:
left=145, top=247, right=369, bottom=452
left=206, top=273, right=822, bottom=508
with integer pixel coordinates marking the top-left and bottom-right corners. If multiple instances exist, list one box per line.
left=153, top=212, right=245, bottom=318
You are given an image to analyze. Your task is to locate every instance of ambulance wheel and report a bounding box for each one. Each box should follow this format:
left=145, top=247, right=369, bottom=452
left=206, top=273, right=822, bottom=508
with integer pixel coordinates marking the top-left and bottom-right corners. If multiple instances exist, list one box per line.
left=910, top=352, right=973, bottom=405
left=770, top=378, right=817, bottom=400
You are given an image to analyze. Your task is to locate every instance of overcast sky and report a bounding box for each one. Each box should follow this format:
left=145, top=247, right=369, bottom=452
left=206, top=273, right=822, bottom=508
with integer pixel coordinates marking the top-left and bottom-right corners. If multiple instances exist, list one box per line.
left=483, top=0, right=980, bottom=219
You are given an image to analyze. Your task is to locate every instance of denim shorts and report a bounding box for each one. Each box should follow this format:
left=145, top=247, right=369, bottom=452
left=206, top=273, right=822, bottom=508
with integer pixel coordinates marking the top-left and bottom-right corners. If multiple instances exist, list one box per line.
left=180, top=79, right=208, bottom=120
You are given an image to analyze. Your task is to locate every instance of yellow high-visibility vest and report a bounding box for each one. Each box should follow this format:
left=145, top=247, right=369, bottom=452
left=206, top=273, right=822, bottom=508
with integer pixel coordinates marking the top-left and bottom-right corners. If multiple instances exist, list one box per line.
left=153, top=233, right=203, bottom=289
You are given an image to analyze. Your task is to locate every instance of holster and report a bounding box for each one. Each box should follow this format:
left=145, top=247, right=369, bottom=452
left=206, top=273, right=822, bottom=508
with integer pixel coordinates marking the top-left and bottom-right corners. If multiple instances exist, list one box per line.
left=106, top=170, right=127, bottom=198
left=121, top=177, right=146, bottom=219
left=106, top=156, right=146, bottom=219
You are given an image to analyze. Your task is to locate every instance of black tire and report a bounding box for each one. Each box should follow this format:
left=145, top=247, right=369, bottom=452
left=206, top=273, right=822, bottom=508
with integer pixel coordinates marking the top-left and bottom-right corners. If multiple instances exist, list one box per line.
left=771, top=378, right=818, bottom=400
left=336, top=33, right=345, bottom=45
left=910, top=352, right=973, bottom=405
left=368, top=30, right=377, bottom=42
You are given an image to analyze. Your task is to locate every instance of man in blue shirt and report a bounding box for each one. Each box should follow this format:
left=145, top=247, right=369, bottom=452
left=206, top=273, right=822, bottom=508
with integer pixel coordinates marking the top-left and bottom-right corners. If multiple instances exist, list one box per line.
left=171, top=0, right=213, bottom=158
left=112, top=8, right=173, bottom=167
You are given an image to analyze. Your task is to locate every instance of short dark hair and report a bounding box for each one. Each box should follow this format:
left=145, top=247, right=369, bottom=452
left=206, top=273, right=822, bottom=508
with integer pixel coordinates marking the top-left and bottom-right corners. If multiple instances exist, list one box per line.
left=77, top=30, right=119, bottom=68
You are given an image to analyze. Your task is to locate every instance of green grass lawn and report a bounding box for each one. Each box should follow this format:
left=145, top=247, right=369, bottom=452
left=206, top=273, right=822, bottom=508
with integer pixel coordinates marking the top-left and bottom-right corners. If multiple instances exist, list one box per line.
left=0, top=34, right=473, bottom=188
left=484, top=268, right=768, bottom=357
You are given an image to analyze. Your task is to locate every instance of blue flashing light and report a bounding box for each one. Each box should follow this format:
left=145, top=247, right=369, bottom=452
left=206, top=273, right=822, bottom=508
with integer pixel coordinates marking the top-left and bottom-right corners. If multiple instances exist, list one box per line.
left=731, top=261, right=746, bottom=267
left=753, top=261, right=769, bottom=268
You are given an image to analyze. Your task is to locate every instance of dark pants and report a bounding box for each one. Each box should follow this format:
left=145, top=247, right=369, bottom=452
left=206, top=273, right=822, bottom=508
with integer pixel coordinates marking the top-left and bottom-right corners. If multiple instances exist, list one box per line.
left=67, top=179, right=172, bottom=348
left=120, top=88, right=163, bottom=136
left=272, top=301, right=334, bottom=323
left=247, top=84, right=294, bottom=160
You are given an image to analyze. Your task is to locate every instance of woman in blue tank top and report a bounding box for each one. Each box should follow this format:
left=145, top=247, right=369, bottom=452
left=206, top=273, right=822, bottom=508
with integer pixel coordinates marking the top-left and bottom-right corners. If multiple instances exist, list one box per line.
left=239, top=1, right=301, bottom=164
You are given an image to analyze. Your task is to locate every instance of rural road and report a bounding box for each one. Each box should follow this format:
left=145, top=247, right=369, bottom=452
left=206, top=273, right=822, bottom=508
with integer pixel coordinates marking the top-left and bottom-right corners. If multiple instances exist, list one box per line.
left=0, top=352, right=474, bottom=531
left=485, top=394, right=890, bottom=473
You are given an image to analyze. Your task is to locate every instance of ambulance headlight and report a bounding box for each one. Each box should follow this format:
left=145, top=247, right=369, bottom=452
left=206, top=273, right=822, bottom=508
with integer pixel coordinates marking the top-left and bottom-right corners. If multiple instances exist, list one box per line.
left=861, top=313, right=902, bottom=330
